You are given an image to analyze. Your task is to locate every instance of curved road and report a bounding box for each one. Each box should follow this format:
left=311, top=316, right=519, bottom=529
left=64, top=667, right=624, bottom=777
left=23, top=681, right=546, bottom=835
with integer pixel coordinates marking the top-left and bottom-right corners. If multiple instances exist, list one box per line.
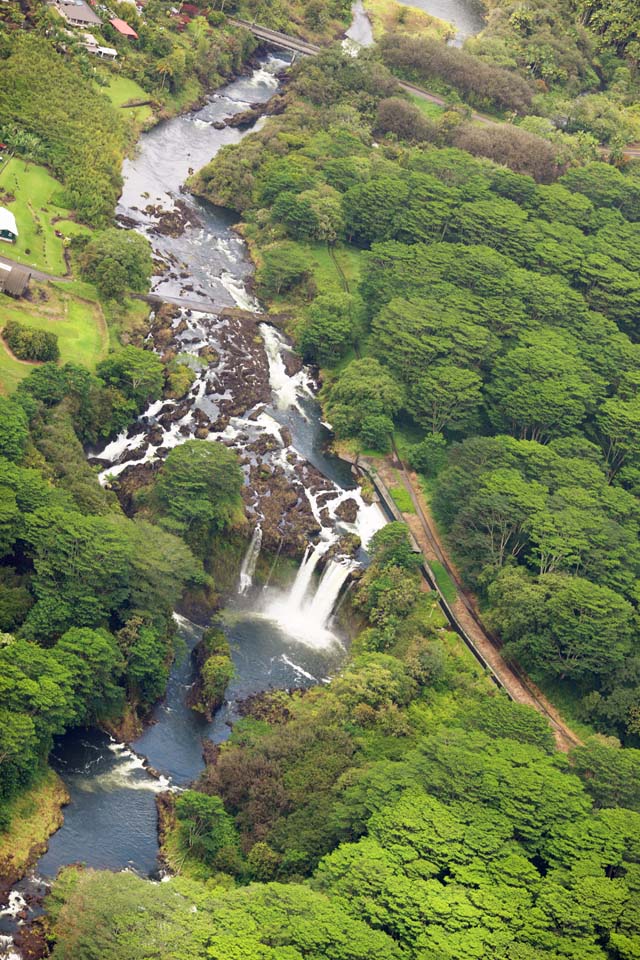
left=232, top=18, right=640, bottom=160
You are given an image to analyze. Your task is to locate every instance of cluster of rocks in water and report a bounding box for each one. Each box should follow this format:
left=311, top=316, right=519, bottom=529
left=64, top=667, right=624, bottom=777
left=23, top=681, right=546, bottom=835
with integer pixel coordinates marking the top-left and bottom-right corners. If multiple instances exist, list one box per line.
left=210, top=91, right=288, bottom=131
left=90, top=300, right=362, bottom=558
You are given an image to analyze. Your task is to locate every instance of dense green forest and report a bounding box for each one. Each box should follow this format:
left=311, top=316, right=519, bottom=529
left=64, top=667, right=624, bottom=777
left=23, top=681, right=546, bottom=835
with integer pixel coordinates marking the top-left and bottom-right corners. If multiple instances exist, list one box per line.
left=44, top=524, right=640, bottom=958
left=193, top=48, right=640, bottom=739
left=1, top=0, right=640, bottom=956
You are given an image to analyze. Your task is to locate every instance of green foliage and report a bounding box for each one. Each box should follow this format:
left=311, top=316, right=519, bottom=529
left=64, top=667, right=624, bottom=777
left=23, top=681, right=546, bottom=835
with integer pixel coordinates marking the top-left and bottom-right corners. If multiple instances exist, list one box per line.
left=175, top=790, right=239, bottom=866
left=571, top=739, right=640, bottom=810
left=300, top=292, right=360, bottom=366
left=380, top=32, right=534, bottom=113
left=256, top=241, right=311, bottom=295
left=3, top=320, right=59, bottom=362
left=486, top=330, right=603, bottom=441
left=153, top=440, right=244, bottom=547
left=190, top=627, right=234, bottom=721
left=97, top=345, right=163, bottom=409
left=466, top=0, right=602, bottom=92
left=408, top=363, right=483, bottom=436
left=0, top=397, right=28, bottom=462
left=323, top=358, right=403, bottom=452
left=0, top=35, right=126, bottom=225
left=489, top=567, right=633, bottom=683
left=48, top=870, right=403, bottom=959
left=53, top=627, right=124, bottom=725
left=79, top=229, right=153, bottom=299
left=578, top=0, right=640, bottom=64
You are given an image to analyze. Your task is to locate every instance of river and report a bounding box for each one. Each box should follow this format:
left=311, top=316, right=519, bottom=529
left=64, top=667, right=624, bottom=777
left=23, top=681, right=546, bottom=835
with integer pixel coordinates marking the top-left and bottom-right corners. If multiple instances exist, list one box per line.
left=397, top=0, right=485, bottom=44
left=1, top=55, right=387, bottom=960
left=1, top=2, right=488, bottom=947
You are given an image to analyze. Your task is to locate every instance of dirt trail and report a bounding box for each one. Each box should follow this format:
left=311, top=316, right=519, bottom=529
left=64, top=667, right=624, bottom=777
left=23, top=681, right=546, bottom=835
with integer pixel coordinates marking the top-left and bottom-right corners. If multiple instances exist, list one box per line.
left=371, top=455, right=581, bottom=753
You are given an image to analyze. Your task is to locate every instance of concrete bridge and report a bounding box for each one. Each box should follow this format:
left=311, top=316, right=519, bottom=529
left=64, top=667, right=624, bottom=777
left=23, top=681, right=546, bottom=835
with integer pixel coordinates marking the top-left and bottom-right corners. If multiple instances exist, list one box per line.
left=228, top=19, right=322, bottom=57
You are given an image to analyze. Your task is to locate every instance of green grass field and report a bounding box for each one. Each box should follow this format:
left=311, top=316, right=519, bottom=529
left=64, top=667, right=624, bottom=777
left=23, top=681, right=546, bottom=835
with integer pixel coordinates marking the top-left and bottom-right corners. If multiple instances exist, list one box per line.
left=100, top=73, right=154, bottom=125
left=0, top=158, right=91, bottom=275
left=410, top=94, right=445, bottom=118
left=430, top=559, right=458, bottom=605
left=390, top=484, right=416, bottom=514
left=0, top=283, right=108, bottom=393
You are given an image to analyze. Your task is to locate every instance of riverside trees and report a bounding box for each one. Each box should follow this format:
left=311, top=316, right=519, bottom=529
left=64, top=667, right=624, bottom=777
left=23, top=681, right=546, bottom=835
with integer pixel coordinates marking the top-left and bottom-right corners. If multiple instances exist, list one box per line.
left=0, top=363, right=224, bottom=823
left=44, top=525, right=640, bottom=959
left=191, top=47, right=640, bottom=738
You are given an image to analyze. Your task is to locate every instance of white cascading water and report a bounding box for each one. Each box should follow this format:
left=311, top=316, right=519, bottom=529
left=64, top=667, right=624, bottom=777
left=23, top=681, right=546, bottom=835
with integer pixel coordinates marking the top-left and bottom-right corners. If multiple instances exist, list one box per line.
left=306, top=559, right=355, bottom=626
left=263, top=543, right=353, bottom=649
left=260, top=322, right=311, bottom=412
left=238, top=525, right=263, bottom=594
left=287, top=543, right=325, bottom=609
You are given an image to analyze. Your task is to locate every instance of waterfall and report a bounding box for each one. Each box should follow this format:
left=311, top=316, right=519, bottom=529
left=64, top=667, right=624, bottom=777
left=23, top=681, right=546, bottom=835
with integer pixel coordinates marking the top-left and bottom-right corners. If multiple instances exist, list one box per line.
left=306, top=559, right=354, bottom=628
left=262, top=544, right=353, bottom=647
left=287, top=543, right=324, bottom=609
left=260, top=322, right=310, bottom=411
left=238, top=525, right=263, bottom=594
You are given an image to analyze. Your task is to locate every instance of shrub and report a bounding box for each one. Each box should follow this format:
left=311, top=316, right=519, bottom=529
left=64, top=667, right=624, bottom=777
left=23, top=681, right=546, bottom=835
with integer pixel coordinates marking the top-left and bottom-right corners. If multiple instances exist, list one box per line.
left=3, top=320, right=59, bottom=362
left=380, top=33, right=533, bottom=114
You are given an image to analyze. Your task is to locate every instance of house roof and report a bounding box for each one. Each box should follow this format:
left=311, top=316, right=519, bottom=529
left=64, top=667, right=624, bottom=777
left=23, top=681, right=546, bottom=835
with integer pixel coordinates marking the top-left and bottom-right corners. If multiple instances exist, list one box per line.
left=110, top=17, right=138, bottom=37
left=0, top=208, right=18, bottom=237
left=57, top=0, right=101, bottom=26
left=1, top=265, right=31, bottom=297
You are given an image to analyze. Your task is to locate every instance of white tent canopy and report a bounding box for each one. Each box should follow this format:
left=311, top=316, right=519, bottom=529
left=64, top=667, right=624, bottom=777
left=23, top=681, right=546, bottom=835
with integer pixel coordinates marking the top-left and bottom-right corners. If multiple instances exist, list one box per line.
left=0, top=207, right=18, bottom=238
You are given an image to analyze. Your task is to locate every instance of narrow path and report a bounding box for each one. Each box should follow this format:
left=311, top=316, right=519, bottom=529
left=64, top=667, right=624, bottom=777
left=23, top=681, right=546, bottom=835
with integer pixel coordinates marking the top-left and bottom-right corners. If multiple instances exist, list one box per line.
left=0, top=253, right=67, bottom=283
left=375, top=452, right=581, bottom=752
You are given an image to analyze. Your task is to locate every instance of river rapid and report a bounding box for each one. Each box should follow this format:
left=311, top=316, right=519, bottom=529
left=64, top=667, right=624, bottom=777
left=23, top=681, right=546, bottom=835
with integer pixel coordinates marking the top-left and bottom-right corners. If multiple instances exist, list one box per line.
left=1, top=0, right=485, bottom=945
left=1, top=56, right=388, bottom=960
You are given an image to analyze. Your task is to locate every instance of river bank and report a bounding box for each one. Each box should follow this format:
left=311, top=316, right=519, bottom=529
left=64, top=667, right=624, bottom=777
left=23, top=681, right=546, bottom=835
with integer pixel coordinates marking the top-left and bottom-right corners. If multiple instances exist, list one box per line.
left=0, top=47, right=389, bottom=960
left=0, top=772, right=69, bottom=906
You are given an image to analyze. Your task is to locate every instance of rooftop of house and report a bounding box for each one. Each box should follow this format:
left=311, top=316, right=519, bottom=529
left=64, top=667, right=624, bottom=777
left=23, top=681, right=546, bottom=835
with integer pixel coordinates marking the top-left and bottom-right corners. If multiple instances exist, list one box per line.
left=110, top=16, right=139, bottom=37
left=0, top=264, right=31, bottom=297
left=0, top=208, right=18, bottom=237
left=56, top=0, right=101, bottom=26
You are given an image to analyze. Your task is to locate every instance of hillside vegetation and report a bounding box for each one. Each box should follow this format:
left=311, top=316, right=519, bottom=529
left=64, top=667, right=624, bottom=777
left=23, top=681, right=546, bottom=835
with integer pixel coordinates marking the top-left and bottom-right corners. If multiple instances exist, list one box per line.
left=193, top=49, right=640, bottom=741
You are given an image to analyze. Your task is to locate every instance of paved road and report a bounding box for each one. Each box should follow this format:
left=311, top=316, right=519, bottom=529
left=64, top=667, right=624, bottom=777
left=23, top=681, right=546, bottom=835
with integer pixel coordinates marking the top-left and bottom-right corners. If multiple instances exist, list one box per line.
left=232, top=18, right=640, bottom=160
left=0, top=252, right=68, bottom=283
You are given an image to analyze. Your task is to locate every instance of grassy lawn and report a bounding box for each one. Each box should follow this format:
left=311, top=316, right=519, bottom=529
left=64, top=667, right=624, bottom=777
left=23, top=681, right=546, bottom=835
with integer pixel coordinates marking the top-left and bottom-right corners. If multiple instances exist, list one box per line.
left=300, top=242, right=364, bottom=297
left=363, top=0, right=454, bottom=40
left=410, top=94, right=445, bottom=118
left=0, top=157, right=91, bottom=275
left=100, top=73, right=154, bottom=125
left=267, top=241, right=366, bottom=333
left=0, top=767, right=68, bottom=880
left=430, top=559, right=457, bottom=605
left=0, top=283, right=108, bottom=393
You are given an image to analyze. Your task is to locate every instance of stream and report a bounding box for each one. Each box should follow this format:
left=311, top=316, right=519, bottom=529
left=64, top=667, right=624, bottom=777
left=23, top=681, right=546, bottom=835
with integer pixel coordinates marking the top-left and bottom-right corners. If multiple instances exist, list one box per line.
left=1, top=1, right=486, bottom=948
left=1, top=55, right=386, bottom=960
left=397, top=0, right=485, bottom=44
